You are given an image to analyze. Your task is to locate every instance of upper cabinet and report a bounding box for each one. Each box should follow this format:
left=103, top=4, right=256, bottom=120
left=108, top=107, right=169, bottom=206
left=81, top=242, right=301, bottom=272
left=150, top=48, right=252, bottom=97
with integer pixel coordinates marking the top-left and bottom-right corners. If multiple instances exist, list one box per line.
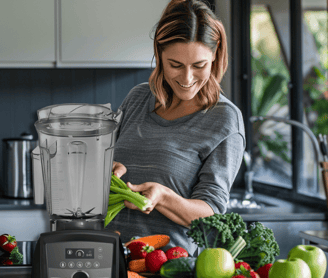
left=0, top=0, right=169, bottom=68
left=0, top=0, right=55, bottom=67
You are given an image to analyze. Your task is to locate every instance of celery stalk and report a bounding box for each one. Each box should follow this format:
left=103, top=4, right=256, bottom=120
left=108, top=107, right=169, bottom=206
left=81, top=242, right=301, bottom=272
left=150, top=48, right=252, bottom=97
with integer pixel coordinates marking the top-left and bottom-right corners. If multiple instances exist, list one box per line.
left=105, top=201, right=125, bottom=227
left=228, top=236, right=246, bottom=259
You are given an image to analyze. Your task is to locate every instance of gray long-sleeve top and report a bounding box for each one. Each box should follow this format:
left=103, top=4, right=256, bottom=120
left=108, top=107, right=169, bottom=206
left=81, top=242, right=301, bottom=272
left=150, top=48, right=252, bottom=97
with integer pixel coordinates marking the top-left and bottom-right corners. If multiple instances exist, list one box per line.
left=106, top=83, right=245, bottom=255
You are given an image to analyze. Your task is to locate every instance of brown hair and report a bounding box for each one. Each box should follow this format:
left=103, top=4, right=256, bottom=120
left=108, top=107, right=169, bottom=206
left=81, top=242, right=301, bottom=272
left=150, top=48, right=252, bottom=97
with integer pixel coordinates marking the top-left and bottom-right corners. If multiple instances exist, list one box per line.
left=149, top=0, right=228, bottom=110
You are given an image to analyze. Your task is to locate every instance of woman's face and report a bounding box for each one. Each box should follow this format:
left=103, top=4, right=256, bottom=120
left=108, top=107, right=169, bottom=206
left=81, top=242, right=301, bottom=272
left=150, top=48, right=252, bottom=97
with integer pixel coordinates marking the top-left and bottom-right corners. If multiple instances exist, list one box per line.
left=161, top=42, right=215, bottom=102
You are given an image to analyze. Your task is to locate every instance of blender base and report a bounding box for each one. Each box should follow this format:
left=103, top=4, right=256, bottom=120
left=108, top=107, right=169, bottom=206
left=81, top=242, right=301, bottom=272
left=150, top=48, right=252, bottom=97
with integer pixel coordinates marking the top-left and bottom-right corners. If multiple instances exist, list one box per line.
left=32, top=229, right=127, bottom=278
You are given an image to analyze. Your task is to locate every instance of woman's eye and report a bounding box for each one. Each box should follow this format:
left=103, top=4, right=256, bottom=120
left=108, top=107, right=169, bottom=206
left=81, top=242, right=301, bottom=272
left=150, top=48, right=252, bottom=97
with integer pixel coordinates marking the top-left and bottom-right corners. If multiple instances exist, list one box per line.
left=170, top=64, right=182, bottom=68
left=194, top=64, right=206, bottom=69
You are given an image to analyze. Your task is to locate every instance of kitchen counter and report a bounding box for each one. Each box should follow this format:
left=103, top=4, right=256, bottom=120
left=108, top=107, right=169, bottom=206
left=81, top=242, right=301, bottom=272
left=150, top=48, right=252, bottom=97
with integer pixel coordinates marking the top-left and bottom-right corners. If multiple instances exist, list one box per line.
left=227, top=190, right=328, bottom=222
left=1, top=189, right=327, bottom=217
left=0, top=189, right=327, bottom=222
left=0, top=192, right=45, bottom=210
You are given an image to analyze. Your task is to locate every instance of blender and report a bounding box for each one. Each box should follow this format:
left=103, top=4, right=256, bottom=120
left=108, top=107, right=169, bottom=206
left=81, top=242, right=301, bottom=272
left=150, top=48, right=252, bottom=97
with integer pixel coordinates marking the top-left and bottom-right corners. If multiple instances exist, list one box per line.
left=31, top=103, right=127, bottom=278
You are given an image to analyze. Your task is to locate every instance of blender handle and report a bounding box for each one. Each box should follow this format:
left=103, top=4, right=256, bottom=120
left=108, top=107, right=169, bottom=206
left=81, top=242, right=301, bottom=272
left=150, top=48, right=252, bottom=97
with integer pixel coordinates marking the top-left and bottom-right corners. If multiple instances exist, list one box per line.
left=32, top=146, right=44, bottom=205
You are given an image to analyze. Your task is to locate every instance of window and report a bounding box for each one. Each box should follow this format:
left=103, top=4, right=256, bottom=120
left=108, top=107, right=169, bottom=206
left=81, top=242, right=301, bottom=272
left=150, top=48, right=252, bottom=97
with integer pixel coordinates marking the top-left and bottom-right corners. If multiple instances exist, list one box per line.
left=249, top=0, right=327, bottom=201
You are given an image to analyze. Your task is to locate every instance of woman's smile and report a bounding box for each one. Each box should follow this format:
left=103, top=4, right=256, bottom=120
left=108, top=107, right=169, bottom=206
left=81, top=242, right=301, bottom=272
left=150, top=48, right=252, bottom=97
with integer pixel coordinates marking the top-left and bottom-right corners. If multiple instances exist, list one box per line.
left=176, top=80, right=197, bottom=88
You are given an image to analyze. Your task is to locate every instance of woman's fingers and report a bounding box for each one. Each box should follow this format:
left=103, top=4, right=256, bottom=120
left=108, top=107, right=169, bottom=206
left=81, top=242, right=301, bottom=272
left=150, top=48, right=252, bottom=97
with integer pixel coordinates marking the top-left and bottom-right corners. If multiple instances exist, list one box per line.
left=112, top=161, right=127, bottom=178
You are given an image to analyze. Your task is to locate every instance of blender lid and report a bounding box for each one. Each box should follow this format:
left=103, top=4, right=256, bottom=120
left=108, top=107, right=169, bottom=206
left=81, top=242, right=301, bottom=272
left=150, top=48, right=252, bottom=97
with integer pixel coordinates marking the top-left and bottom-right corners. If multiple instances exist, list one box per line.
left=34, top=103, right=122, bottom=137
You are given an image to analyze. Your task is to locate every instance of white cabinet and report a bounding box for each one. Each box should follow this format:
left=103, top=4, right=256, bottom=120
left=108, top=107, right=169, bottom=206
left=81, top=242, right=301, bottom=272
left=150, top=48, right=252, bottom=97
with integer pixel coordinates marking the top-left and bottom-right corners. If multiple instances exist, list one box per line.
left=58, top=0, right=168, bottom=68
left=0, top=0, right=55, bottom=67
left=0, top=0, right=169, bottom=68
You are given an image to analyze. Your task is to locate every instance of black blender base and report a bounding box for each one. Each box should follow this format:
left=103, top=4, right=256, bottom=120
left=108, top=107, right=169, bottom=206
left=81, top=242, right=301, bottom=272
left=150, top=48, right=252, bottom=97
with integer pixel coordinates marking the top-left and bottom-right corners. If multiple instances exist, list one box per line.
left=32, top=230, right=127, bottom=278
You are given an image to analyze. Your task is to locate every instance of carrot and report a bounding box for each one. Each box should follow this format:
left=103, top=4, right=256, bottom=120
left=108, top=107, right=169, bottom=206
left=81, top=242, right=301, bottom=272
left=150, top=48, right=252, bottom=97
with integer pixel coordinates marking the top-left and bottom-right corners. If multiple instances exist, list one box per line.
left=125, top=235, right=170, bottom=250
left=128, top=258, right=147, bottom=273
left=128, top=270, right=146, bottom=278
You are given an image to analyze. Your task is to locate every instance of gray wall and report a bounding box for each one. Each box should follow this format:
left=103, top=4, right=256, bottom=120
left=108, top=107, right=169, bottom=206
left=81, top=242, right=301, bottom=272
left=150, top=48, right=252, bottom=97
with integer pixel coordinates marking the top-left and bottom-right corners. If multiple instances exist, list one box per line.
left=0, top=68, right=152, bottom=188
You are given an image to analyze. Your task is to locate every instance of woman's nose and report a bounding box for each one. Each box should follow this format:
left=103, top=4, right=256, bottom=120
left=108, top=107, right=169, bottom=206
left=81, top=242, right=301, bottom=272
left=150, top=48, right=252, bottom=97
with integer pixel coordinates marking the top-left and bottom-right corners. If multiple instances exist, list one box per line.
left=182, top=67, right=194, bottom=85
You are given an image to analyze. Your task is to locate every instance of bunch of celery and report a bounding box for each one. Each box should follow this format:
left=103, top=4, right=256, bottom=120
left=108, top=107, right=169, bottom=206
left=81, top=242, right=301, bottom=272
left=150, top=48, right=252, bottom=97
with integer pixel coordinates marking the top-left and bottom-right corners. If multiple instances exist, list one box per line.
left=104, top=174, right=152, bottom=227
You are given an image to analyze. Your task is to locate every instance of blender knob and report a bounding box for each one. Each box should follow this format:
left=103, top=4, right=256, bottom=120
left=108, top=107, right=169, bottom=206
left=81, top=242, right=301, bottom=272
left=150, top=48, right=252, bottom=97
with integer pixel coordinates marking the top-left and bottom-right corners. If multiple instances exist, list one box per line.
left=72, top=271, right=89, bottom=278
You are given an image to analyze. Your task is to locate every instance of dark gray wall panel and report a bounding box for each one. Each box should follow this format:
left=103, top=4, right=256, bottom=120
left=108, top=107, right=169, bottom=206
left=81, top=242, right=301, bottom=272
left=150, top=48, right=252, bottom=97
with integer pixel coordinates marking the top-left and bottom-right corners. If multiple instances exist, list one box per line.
left=0, top=68, right=152, bottom=188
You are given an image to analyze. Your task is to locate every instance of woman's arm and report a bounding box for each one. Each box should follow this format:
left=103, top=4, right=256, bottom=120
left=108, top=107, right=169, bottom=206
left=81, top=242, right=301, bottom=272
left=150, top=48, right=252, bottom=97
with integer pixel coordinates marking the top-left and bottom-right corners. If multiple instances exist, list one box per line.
left=124, top=182, right=214, bottom=228
left=156, top=186, right=215, bottom=228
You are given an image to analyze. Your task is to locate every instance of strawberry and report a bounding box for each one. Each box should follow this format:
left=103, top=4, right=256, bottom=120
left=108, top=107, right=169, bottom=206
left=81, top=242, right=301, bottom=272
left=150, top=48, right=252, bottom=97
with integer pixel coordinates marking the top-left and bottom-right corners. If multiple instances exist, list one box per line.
left=145, top=249, right=168, bottom=273
left=235, top=261, right=251, bottom=271
left=256, top=263, right=273, bottom=278
left=250, top=271, right=260, bottom=278
left=234, top=262, right=259, bottom=278
left=0, top=234, right=17, bottom=253
left=165, top=246, right=188, bottom=260
left=1, top=259, right=13, bottom=266
left=232, top=272, right=259, bottom=278
left=128, top=241, right=154, bottom=260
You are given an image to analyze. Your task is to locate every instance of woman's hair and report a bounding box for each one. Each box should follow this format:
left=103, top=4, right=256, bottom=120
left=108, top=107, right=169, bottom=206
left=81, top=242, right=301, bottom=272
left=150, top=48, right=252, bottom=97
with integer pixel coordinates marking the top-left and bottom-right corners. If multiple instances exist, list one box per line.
left=149, top=0, right=228, bottom=110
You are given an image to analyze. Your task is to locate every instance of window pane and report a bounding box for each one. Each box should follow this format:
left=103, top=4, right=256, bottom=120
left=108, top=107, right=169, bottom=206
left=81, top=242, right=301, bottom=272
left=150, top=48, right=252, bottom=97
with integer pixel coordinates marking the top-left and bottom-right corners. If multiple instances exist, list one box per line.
left=302, top=3, right=328, bottom=199
left=250, top=4, right=292, bottom=189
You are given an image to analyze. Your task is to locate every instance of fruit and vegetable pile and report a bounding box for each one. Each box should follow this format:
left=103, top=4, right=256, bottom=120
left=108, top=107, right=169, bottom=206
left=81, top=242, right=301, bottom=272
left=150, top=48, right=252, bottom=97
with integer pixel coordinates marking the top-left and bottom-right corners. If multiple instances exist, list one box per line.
left=125, top=212, right=328, bottom=278
left=0, top=234, right=23, bottom=266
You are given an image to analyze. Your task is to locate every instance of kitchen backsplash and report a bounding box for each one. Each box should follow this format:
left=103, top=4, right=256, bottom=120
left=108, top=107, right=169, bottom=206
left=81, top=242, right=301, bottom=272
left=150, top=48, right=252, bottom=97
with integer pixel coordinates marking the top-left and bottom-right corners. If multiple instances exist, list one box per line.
left=0, top=68, right=152, bottom=187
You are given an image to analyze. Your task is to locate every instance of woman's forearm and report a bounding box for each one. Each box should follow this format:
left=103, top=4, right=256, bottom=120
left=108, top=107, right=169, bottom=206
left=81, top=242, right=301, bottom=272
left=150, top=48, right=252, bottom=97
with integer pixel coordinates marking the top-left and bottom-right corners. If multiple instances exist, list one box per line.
left=155, top=186, right=215, bottom=228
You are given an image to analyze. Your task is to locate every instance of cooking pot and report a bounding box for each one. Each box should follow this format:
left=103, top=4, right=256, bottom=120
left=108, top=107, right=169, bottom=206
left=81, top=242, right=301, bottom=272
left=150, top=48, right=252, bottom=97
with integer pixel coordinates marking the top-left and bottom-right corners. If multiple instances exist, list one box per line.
left=2, top=133, right=37, bottom=198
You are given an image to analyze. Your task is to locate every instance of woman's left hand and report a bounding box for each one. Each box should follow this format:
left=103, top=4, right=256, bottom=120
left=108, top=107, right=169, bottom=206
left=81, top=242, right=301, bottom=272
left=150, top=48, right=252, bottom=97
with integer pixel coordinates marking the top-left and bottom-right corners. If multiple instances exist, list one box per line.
left=124, top=182, right=166, bottom=214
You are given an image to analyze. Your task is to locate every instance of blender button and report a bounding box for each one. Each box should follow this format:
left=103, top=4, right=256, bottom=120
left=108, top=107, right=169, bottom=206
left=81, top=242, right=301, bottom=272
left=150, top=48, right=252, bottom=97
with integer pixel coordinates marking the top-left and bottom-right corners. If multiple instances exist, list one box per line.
left=98, top=247, right=103, bottom=252
left=98, top=254, right=103, bottom=260
left=68, top=261, right=75, bottom=268
left=59, top=261, right=66, bottom=268
left=67, top=249, right=73, bottom=255
left=76, top=250, right=85, bottom=257
left=85, top=261, right=92, bottom=268
left=76, top=261, right=83, bottom=268
left=94, top=262, right=100, bottom=268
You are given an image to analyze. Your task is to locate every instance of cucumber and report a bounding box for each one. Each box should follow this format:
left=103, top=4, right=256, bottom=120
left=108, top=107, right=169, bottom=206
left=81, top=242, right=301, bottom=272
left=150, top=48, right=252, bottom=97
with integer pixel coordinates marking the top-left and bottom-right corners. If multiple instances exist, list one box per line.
left=160, top=257, right=196, bottom=278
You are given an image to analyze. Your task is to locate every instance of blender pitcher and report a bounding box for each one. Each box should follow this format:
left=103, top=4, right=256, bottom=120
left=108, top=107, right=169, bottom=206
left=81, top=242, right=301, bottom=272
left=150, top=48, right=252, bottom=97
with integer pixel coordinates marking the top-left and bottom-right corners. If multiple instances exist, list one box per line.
left=33, top=103, right=122, bottom=226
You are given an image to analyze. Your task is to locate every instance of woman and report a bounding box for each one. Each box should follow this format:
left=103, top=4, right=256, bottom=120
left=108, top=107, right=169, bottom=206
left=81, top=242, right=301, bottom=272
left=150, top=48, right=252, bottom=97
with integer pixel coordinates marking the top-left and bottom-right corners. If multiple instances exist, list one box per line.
left=109, top=0, right=245, bottom=255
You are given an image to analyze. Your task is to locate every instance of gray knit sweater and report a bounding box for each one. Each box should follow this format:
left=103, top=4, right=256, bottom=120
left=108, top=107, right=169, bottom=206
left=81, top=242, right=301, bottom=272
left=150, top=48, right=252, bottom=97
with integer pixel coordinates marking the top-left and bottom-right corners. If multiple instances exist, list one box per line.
left=106, top=83, right=245, bottom=255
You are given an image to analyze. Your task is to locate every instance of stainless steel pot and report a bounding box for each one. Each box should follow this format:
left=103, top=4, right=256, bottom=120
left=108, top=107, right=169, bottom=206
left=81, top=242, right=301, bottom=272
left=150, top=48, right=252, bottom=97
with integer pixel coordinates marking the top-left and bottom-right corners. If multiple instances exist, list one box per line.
left=2, top=133, right=37, bottom=198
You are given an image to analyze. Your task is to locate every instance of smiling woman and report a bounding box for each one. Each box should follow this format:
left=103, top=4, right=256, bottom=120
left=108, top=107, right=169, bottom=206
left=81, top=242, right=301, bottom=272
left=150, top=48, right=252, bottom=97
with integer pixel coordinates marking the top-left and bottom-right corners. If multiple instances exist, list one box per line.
left=108, top=0, right=245, bottom=256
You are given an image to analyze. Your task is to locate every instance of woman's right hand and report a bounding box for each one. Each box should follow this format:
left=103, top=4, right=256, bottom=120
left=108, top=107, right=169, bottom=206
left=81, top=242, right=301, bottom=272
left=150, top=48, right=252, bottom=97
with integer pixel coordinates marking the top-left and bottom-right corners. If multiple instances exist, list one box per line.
left=112, top=161, right=127, bottom=179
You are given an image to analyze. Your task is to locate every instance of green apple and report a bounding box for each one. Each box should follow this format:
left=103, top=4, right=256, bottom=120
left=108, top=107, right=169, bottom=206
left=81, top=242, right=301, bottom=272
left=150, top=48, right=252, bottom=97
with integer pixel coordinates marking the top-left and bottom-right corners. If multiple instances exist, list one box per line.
left=269, top=258, right=311, bottom=278
left=287, top=245, right=327, bottom=278
left=195, top=248, right=235, bottom=278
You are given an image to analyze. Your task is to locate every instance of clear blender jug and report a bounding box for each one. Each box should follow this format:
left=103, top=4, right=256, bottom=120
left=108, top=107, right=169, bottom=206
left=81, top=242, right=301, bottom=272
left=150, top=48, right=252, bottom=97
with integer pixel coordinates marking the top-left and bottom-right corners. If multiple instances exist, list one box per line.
left=33, top=103, right=122, bottom=228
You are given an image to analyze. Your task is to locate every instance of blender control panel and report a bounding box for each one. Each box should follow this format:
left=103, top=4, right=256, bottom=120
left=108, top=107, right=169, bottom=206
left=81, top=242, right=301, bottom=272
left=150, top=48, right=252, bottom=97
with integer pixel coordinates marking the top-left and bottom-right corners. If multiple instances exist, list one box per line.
left=46, top=241, right=114, bottom=278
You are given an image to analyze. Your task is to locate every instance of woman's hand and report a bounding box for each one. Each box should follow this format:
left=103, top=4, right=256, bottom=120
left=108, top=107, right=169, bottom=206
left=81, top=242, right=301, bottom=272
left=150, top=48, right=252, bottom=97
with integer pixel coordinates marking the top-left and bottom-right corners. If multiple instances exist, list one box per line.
left=124, top=182, right=167, bottom=214
left=112, top=161, right=127, bottom=178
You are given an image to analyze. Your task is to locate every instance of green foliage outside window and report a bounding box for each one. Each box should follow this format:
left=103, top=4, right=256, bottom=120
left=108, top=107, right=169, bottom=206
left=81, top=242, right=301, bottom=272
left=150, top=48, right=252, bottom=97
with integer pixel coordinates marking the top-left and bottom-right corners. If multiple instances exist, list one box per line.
left=251, top=10, right=291, bottom=163
left=303, top=11, right=328, bottom=136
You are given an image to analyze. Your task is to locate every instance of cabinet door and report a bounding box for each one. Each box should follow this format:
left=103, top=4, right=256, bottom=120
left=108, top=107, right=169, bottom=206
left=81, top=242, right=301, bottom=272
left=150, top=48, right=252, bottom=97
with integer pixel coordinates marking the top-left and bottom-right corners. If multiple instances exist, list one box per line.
left=0, top=0, right=55, bottom=65
left=59, top=0, right=169, bottom=67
